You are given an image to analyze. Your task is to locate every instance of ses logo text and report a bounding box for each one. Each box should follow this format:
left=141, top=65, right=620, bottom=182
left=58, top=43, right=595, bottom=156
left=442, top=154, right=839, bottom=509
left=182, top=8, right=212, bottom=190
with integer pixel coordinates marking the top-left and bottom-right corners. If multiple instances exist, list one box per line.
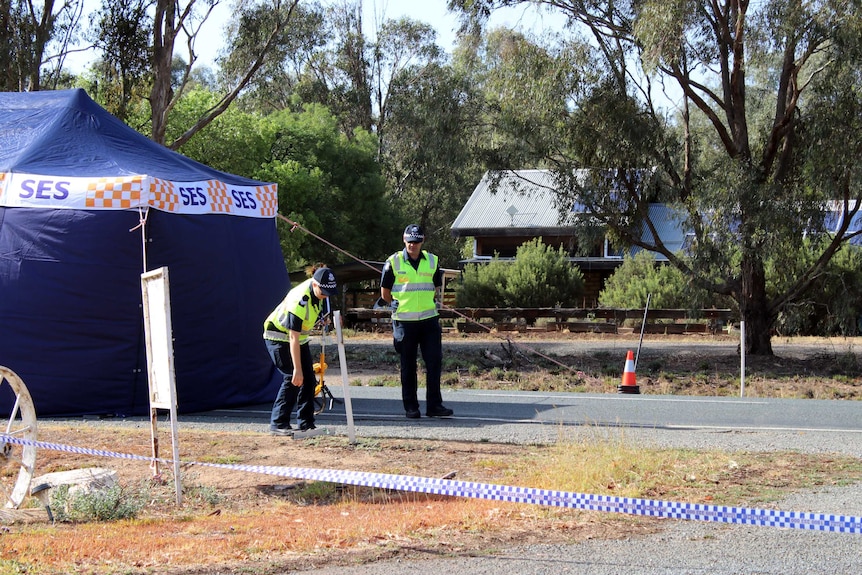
left=174, top=185, right=258, bottom=210
left=11, top=178, right=259, bottom=212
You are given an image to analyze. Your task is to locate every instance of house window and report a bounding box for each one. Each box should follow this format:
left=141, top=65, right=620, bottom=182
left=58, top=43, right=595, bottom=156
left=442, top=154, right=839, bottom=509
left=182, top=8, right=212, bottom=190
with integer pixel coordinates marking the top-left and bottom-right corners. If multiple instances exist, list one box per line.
left=605, top=238, right=624, bottom=258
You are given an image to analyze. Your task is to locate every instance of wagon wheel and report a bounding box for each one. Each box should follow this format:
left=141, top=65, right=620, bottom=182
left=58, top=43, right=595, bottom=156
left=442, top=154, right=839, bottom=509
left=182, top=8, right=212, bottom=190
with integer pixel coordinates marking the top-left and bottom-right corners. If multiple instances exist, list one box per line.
left=0, top=366, right=38, bottom=509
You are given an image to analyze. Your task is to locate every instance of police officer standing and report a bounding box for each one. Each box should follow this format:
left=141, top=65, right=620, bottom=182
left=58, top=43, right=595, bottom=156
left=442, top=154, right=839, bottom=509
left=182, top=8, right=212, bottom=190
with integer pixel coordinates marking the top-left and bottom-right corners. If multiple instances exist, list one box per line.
left=380, top=224, right=453, bottom=419
left=264, top=265, right=338, bottom=437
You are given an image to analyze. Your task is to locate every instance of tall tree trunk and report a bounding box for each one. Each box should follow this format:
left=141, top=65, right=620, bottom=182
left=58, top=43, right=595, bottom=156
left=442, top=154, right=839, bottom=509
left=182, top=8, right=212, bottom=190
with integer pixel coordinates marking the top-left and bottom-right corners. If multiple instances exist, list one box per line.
left=150, top=0, right=177, bottom=145
left=0, top=0, right=13, bottom=91
left=27, top=0, right=56, bottom=91
left=0, top=0, right=59, bottom=91
left=740, top=254, right=774, bottom=355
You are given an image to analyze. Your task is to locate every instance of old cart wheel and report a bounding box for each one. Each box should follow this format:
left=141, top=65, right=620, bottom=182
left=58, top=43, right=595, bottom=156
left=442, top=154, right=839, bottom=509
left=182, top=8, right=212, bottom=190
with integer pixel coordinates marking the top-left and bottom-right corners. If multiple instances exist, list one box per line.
left=0, top=367, right=38, bottom=509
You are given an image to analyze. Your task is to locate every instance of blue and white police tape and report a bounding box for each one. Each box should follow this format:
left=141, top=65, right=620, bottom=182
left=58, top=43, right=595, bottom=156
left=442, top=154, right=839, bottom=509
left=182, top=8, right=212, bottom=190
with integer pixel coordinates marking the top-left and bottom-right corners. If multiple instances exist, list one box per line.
left=4, top=433, right=861, bottom=534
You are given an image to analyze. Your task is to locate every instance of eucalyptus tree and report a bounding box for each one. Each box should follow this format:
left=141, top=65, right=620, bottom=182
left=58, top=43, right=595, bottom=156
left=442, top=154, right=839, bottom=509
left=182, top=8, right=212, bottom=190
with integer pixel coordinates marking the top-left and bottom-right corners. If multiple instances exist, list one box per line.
left=163, top=89, right=399, bottom=268
left=87, top=0, right=152, bottom=122
left=450, top=0, right=862, bottom=355
left=253, top=4, right=481, bottom=263
left=224, top=1, right=328, bottom=114
left=254, top=103, right=401, bottom=269
left=381, top=59, right=483, bottom=263
left=224, top=1, right=371, bottom=133
left=80, top=0, right=302, bottom=148
left=0, top=0, right=85, bottom=91
left=372, top=17, right=484, bottom=263
left=159, top=0, right=308, bottom=149
left=371, top=17, right=445, bottom=150
left=83, top=0, right=224, bottom=142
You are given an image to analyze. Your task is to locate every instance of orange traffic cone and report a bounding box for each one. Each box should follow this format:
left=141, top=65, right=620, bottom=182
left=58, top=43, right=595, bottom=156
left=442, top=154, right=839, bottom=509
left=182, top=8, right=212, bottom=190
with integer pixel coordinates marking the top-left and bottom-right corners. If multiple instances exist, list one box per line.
left=617, top=350, right=640, bottom=394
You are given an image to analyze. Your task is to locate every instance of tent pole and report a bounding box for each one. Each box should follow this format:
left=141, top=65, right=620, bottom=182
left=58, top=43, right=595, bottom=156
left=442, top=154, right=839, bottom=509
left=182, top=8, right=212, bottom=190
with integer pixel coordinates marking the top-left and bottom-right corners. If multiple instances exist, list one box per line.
left=135, top=207, right=158, bottom=476
left=138, top=208, right=148, bottom=272
left=131, top=207, right=150, bottom=272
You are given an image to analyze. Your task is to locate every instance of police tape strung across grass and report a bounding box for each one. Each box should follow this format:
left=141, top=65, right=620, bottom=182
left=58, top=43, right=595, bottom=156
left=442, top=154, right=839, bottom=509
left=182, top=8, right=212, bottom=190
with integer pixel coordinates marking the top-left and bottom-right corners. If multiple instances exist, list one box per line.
left=6, top=434, right=862, bottom=534
left=3, top=427, right=862, bottom=574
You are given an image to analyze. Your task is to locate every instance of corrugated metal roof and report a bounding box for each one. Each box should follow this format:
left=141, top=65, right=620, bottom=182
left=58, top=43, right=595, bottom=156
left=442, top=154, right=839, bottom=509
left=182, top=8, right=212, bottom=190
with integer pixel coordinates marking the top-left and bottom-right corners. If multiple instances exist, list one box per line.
left=451, top=169, right=574, bottom=233
left=641, top=204, right=688, bottom=258
left=452, top=169, right=690, bottom=261
left=823, top=201, right=862, bottom=244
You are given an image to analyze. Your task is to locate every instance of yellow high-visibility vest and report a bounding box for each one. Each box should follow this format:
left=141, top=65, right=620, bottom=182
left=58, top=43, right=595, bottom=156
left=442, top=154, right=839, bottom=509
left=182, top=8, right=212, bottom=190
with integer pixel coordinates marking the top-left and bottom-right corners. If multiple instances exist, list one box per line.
left=263, top=279, right=324, bottom=344
left=387, top=250, right=438, bottom=321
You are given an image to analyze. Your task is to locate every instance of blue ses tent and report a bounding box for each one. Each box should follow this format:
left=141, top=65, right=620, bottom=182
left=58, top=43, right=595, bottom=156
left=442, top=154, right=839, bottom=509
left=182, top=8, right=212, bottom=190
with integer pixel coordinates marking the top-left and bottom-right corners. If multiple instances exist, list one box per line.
left=0, top=89, right=289, bottom=416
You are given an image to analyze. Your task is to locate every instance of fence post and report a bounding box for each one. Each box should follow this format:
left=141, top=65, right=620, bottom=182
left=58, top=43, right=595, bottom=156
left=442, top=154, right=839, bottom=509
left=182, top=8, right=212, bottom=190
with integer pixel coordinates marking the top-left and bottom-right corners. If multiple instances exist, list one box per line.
left=739, top=321, right=746, bottom=397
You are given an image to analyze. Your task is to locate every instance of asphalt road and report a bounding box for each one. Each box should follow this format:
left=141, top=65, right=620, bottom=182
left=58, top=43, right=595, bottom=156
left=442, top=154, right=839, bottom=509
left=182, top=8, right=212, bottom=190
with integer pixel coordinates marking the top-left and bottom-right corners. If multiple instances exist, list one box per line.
left=168, top=386, right=861, bottom=446
left=50, top=335, right=862, bottom=448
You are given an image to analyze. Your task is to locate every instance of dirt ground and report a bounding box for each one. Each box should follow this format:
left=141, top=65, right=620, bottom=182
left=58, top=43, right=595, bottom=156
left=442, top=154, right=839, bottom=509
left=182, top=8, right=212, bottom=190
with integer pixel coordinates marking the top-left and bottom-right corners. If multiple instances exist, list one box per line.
left=31, top=426, right=525, bottom=507
left=9, top=425, right=651, bottom=574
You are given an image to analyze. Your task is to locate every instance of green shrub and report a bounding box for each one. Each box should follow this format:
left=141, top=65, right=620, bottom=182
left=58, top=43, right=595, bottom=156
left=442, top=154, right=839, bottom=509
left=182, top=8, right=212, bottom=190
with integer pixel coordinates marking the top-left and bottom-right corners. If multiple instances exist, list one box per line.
left=51, top=483, right=145, bottom=523
left=456, top=238, right=584, bottom=307
left=599, top=251, right=710, bottom=309
left=772, top=244, right=862, bottom=336
left=455, top=259, right=509, bottom=307
left=504, top=238, right=584, bottom=307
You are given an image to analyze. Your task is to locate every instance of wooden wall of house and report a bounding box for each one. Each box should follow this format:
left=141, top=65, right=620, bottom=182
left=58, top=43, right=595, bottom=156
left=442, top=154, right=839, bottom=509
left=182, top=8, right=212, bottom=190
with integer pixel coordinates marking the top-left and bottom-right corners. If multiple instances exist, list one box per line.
left=580, top=270, right=615, bottom=307
left=475, top=236, right=527, bottom=257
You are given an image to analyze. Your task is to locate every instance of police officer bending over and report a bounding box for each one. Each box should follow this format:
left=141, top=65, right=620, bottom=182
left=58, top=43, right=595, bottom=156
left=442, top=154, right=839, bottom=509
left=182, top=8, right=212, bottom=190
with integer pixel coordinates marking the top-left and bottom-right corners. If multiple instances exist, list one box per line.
left=264, top=265, right=338, bottom=437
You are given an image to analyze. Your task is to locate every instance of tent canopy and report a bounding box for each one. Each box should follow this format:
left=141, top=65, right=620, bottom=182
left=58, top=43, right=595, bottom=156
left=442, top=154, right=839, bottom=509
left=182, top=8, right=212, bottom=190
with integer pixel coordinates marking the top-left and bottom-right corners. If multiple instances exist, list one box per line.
left=0, top=89, right=289, bottom=416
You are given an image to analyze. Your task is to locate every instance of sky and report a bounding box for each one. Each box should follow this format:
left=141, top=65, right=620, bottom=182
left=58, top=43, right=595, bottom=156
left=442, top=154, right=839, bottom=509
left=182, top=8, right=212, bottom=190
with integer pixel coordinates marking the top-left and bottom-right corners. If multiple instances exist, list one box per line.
left=67, top=1, right=681, bottom=111
left=200, top=0, right=563, bottom=66
left=67, top=0, right=564, bottom=73
left=362, top=0, right=464, bottom=50
left=197, top=0, right=468, bottom=65
left=360, top=0, right=565, bottom=52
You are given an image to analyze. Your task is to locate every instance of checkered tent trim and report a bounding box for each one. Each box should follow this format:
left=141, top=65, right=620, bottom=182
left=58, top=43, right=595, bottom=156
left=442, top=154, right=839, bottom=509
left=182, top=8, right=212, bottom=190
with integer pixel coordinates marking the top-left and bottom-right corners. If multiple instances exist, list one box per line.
left=0, top=172, right=276, bottom=217
left=85, top=176, right=144, bottom=209
left=149, top=177, right=180, bottom=212
left=208, top=180, right=232, bottom=213
left=256, top=184, right=278, bottom=217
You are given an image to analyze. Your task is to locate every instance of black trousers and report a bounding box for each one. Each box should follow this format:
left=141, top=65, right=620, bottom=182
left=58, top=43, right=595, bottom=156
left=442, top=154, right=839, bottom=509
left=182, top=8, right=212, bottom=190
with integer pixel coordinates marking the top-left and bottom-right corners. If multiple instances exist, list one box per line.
left=266, top=339, right=316, bottom=430
left=393, top=316, right=443, bottom=412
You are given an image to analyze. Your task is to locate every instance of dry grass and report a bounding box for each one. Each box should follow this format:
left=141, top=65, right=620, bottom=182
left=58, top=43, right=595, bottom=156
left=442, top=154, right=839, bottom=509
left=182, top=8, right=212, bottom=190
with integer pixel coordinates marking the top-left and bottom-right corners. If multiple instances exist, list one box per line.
left=2, top=426, right=861, bottom=575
